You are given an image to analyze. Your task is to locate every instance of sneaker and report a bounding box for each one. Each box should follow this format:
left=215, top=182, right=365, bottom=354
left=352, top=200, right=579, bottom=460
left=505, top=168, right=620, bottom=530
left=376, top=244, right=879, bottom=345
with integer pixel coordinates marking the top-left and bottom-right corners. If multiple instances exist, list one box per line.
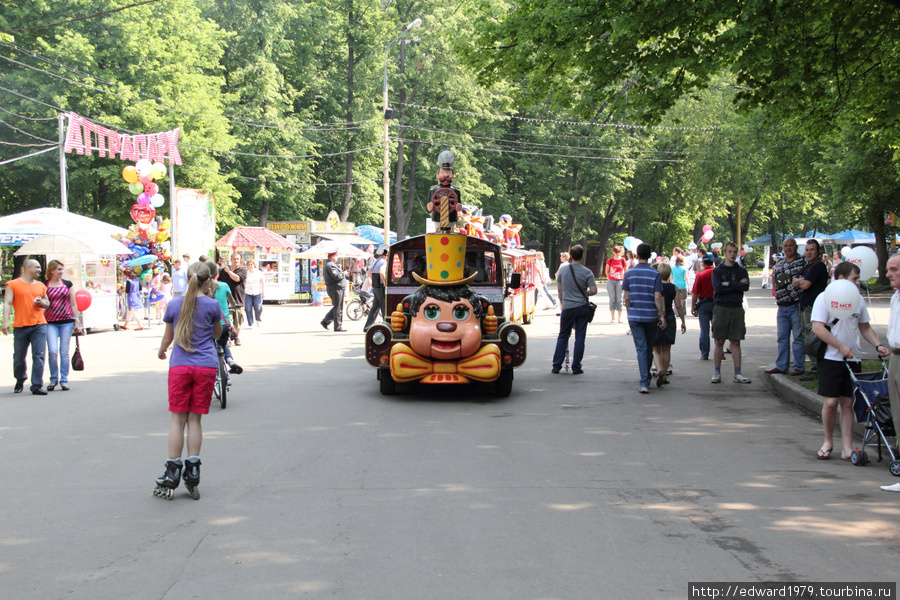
left=650, top=366, right=658, bottom=376
left=799, top=372, right=816, bottom=382
left=710, top=373, right=721, bottom=384
left=572, top=368, right=583, bottom=375
left=228, top=362, right=243, bottom=374
left=639, top=386, right=649, bottom=394
left=733, top=374, right=751, bottom=384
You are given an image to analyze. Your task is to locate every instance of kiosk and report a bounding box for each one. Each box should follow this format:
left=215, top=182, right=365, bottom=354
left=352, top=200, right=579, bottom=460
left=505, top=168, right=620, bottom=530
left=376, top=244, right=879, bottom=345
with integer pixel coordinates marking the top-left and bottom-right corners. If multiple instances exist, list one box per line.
left=14, top=234, right=133, bottom=332
left=215, top=227, right=300, bottom=303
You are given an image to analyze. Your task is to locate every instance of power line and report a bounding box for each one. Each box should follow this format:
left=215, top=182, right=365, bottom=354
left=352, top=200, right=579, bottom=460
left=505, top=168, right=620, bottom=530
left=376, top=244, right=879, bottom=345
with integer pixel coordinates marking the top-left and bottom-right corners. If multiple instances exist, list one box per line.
left=0, top=146, right=56, bottom=166
left=0, top=44, right=381, bottom=132
left=2, top=0, right=165, bottom=34
left=0, top=118, right=56, bottom=143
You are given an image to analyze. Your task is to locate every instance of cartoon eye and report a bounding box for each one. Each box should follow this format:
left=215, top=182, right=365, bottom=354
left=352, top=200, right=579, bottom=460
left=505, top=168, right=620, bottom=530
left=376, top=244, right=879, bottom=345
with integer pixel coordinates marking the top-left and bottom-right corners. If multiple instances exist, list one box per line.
left=452, top=305, right=470, bottom=321
left=423, top=305, right=441, bottom=321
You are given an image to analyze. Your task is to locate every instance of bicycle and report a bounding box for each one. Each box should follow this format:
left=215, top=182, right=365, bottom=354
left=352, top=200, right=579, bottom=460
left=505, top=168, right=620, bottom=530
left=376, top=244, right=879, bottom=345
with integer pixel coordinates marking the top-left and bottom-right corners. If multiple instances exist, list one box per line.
left=346, top=295, right=372, bottom=321
left=213, top=344, right=229, bottom=409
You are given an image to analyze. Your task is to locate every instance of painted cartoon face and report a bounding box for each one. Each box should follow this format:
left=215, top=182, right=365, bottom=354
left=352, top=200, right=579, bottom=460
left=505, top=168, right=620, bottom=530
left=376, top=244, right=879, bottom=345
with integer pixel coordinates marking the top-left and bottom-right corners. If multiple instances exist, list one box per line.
left=409, top=297, right=482, bottom=360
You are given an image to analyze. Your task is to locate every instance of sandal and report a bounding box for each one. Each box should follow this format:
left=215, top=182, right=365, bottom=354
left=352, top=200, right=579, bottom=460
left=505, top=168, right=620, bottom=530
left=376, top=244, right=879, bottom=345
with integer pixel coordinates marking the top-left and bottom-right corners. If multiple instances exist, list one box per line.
left=47, top=384, right=56, bottom=391
left=817, top=445, right=833, bottom=460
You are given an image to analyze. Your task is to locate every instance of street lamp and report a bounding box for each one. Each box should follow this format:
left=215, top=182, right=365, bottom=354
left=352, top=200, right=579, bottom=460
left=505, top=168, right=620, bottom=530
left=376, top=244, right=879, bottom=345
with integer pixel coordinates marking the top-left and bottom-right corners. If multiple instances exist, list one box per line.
left=382, top=17, right=422, bottom=245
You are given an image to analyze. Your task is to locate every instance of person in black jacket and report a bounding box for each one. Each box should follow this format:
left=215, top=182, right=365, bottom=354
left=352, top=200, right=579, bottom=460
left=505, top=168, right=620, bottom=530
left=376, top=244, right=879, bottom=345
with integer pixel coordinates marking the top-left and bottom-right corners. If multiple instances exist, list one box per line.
left=320, top=251, right=347, bottom=332
left=710, top=242, right=751, bottom=384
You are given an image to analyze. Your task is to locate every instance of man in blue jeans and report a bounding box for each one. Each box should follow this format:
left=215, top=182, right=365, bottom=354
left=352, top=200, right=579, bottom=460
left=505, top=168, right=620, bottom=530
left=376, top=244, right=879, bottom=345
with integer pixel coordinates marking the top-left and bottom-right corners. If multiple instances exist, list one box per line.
left=551, top=245, right=597, bottom=375
left=2, top=259, right=50, bottom=395
left=623, top=243, right=665, bottom=393
left=691, top=254, right=715, bottom=360
left=766, top=238, right=806, bottom=375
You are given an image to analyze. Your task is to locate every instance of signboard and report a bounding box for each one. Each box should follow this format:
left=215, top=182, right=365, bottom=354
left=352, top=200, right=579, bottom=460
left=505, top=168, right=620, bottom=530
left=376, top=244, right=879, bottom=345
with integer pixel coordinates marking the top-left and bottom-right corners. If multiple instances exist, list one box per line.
left=64, top=113, right=182, bottom=165
left=172, top=188, right=216, bottom=261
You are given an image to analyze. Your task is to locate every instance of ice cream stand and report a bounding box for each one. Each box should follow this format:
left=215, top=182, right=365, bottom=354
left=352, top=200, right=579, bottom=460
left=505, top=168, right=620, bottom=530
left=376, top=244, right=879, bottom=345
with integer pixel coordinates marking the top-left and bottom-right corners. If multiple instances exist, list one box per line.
left=215, top=227, right=300, bottom=303
left=13, top=234, right=133, bottom=332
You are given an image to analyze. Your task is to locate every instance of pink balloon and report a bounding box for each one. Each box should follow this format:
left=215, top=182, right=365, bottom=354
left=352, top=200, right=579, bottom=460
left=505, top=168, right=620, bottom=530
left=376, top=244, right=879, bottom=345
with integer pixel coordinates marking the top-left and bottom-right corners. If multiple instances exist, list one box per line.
left=144, top=182, right=159, bottom=196
left=137, top=192, right=151, bottom=205
left=702, top=224, right=712, bottom=233
left=138, top=174, right=152, bottom=185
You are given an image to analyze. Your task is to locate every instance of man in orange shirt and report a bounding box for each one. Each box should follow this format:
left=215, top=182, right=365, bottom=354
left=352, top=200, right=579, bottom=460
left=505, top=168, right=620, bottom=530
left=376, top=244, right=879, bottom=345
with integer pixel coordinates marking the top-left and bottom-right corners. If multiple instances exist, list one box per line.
left=2, top=259, right=51, bottom=394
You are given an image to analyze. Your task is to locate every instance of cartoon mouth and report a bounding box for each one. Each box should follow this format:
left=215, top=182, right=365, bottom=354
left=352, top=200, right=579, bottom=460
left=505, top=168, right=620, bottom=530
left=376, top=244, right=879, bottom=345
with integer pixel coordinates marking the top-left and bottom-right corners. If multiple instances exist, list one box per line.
left=432, top=340, right=460, bottom=351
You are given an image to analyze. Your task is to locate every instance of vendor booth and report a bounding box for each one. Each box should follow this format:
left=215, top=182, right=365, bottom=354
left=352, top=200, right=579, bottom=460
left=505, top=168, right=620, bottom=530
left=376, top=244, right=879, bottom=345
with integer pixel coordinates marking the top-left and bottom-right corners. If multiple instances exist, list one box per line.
left=215, top=227, right=300, bottom=303
left=266, top=212, right=381, bottom=302
left=13, top=234, right=133, bottom=332
left=297, top=240, right=372, bottom=306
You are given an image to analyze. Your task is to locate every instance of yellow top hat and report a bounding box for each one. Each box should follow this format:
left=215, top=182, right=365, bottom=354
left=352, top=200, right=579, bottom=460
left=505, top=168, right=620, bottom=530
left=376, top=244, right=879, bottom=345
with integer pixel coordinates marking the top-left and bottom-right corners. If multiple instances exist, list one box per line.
left=413, top=232, right=477, bottom=286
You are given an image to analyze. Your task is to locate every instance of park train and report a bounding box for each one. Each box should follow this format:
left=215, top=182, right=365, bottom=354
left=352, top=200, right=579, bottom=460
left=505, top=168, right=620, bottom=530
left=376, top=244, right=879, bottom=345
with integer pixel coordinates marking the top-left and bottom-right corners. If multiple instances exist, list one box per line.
left=363, top=234, right=543, bottom=397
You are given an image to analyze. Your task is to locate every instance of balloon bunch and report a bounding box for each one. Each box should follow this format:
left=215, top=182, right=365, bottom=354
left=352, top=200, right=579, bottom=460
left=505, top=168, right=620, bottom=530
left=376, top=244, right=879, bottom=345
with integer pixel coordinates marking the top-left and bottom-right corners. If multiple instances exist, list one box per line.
left=700, top=224, right=715, bottom=243
left=122, top=159, right=167, bottom=208
left=623, top=235, right=643, bottom=253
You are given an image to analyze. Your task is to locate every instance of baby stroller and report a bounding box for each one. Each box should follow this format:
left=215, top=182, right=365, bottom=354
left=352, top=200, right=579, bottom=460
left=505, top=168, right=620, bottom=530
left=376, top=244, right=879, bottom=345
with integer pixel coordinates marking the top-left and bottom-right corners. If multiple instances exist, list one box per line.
left=847, top=359, right=900, bottom=476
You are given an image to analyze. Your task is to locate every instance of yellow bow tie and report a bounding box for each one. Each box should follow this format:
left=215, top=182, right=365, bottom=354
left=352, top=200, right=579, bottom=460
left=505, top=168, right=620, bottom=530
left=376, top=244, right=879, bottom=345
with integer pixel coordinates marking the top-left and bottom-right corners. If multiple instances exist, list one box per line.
left=390, top=343, right=501, bottom=384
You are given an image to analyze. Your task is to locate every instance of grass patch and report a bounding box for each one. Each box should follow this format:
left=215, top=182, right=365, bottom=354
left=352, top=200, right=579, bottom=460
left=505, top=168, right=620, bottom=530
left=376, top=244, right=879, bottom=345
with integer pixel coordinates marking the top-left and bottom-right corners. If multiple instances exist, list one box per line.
left=796, top=359, right=886, bottom=392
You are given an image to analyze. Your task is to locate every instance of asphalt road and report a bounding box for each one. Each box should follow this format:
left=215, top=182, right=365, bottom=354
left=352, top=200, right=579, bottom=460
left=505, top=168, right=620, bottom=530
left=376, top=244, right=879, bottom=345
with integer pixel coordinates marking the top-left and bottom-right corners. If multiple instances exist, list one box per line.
left=1, top=280, right=898, bottom=599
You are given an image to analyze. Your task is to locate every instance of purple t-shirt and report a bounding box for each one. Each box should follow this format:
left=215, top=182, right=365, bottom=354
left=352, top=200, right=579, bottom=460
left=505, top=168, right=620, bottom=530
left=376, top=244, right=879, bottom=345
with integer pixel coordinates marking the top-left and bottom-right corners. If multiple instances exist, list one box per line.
left=163, top=295, right=221, bottom=368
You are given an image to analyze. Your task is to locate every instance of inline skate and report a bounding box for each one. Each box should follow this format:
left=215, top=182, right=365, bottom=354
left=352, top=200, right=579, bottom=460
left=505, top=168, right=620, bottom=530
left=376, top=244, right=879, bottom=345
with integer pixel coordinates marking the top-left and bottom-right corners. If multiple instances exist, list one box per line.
left=182, top=457, right=201, bottom=500
left=153, top=459, right=183, bottom=500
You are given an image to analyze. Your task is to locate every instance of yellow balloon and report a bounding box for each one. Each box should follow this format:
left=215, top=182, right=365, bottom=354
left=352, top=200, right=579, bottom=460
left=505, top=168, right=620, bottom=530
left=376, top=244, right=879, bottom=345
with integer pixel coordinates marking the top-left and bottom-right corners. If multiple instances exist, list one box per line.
left=122, top=166, right=138, bottom=184
left=156, top=231, right=169, bottom=242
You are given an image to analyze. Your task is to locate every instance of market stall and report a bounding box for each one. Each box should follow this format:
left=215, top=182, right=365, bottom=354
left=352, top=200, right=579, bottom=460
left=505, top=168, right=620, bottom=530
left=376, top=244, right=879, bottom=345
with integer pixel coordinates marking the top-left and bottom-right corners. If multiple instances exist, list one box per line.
left=297, top=240, right=372, bottom=306
left=215, top=227, right=300, bottom=303
left=13, top=234, right=133, bottom=331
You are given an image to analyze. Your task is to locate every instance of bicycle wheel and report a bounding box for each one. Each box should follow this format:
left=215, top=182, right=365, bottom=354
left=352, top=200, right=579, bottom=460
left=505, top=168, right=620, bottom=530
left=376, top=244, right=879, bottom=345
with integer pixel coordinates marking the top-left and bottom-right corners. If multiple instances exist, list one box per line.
left=217, top=353, right=228, bottom=409
left=346, top=299, right=364, bottom=321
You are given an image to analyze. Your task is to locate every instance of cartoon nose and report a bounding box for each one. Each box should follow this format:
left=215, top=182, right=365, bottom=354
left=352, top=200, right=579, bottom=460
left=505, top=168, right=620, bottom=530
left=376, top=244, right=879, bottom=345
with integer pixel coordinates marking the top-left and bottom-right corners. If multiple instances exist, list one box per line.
left=437, top=322, right=457, bottom=333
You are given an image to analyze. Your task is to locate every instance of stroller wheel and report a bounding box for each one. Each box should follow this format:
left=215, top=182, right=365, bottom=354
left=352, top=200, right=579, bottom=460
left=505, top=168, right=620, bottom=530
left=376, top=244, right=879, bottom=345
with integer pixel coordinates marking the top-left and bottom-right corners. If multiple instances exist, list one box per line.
left=860, top=451, right=868, bottom=465
left=850, top=450, right=863, bottom=466
left=890, top=460, right=900, bottom=477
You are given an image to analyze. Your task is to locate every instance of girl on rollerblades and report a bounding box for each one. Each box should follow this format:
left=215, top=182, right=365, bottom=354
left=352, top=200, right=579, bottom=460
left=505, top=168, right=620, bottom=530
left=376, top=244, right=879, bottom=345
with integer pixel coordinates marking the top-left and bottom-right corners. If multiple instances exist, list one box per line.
left=154, top=262, right=223, bottom=500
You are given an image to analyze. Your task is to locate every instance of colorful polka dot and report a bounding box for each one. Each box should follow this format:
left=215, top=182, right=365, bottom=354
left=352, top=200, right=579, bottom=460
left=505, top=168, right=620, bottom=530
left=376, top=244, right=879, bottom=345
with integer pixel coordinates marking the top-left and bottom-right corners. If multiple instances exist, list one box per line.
left=440, top=236, right=449, bottom=246
left=440, top=270, right=450, bottom=279
left=440, top=253, right=449, bottom=262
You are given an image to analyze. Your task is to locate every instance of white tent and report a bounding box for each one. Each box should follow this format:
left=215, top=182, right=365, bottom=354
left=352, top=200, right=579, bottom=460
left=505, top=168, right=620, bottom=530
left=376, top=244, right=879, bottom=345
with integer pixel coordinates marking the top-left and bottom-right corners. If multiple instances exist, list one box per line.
left=0, top=207, right=128, bottom=246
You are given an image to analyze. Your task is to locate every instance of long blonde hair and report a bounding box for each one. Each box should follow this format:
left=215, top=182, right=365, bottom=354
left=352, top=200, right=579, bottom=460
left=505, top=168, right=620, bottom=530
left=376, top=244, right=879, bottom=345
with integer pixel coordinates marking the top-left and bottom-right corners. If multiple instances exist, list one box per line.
left=175, top=262, right=212, bottom=353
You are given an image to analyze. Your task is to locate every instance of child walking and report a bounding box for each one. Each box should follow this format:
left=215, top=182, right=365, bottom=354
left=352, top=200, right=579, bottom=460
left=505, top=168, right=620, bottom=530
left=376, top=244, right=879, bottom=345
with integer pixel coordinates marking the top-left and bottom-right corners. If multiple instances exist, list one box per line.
left=153, top=262, right=223, bottom=500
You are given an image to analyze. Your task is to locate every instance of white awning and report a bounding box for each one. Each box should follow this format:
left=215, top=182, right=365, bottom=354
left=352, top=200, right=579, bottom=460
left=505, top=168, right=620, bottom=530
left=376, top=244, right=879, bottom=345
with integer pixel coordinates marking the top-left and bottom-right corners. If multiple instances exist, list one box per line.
left=315, top=232, right=382, bottom=246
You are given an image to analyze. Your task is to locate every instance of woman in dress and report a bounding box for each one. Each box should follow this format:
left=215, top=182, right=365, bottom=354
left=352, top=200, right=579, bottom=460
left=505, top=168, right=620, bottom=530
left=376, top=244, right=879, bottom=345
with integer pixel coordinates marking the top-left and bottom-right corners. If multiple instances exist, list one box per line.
left=652, top=263, right=686, bottom=386
left=123, top=268, right=144, bottom=330
left=44, top=259, right=81, bottom=391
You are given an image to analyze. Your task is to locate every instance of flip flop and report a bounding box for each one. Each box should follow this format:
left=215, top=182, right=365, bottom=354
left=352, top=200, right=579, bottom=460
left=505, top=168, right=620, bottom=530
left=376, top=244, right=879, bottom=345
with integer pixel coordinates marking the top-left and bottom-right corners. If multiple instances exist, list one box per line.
left=817, top=446, right=832, bottom=460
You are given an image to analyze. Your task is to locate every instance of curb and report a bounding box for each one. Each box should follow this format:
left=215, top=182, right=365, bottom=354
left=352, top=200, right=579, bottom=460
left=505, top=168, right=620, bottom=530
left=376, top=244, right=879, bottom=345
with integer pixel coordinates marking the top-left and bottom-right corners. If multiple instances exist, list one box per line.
left=763, top=371, right=869, bottom=438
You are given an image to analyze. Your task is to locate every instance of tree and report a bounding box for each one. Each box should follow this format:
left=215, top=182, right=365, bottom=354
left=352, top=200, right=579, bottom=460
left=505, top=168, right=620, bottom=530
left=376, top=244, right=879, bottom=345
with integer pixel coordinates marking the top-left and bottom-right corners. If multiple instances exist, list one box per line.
left=463, top=0, right=900, bottom=144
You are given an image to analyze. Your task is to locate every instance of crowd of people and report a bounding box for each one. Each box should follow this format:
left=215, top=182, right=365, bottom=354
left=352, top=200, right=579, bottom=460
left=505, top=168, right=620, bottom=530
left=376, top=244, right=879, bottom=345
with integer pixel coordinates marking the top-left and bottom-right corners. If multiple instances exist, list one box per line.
left=549, top=238, right=900, bottom=493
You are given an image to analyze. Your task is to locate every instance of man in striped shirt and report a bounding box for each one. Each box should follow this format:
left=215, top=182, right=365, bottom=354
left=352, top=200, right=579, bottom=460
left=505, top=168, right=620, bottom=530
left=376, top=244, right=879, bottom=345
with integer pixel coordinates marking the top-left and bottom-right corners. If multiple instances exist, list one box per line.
left=622, top=243, right=666, bottom=394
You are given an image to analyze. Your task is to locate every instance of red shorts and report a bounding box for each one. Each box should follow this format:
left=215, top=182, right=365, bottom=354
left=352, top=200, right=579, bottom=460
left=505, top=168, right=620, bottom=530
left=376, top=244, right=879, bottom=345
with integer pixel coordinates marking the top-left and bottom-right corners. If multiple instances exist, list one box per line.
left=168, top=366, right=216, bottom=414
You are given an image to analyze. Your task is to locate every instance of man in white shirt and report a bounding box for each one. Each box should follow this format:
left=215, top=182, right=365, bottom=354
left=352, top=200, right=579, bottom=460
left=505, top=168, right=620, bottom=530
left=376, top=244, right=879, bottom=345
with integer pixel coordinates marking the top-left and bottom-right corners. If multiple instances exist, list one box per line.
left=364, top=247, right=388, bottom=331
left=811, top=261, right=888, bottom=461
left=171, top=259, right=188, bottom=297
left=881, top=254, right=900, bottom=492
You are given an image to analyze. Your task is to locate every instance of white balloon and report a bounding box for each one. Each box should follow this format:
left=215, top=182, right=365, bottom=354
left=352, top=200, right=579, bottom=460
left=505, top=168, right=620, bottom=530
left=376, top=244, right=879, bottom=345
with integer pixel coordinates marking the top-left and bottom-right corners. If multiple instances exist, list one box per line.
left=841, top=246, right=852, bottom=258
left=821, top=279, right=861, bottom=320
left=846, top=245, right=877, bottom=280
left=702, top=229, right=714, bottom=242
left=150, top=193, right=165, bottom=208
left=630, top=238, right=643, bottom=253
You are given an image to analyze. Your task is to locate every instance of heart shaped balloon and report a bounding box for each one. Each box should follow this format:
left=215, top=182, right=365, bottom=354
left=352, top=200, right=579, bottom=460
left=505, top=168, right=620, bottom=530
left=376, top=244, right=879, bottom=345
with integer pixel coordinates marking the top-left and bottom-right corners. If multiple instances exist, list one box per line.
left=130, top=203, right=156, bottom=224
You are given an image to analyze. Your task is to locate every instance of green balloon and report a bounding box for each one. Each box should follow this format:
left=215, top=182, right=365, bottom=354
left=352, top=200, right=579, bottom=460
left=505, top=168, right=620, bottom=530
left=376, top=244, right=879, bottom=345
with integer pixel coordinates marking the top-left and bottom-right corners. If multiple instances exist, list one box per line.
left=129, top=182, right=144, bottom=195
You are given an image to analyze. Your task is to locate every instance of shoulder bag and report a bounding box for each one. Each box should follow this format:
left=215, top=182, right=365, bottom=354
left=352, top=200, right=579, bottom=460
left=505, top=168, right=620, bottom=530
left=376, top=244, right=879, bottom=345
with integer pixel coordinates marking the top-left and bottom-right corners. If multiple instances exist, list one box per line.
left=71, top=335, right=84, bottom=371
left=569, top=264, right=597, bottom=322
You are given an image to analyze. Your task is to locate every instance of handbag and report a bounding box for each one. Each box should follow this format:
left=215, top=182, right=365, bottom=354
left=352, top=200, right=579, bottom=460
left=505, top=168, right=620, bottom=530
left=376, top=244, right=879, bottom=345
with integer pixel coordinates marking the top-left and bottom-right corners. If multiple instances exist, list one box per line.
left=71, top=335, right=84, bottom=371
left=569, top=264, right=597, bottom=322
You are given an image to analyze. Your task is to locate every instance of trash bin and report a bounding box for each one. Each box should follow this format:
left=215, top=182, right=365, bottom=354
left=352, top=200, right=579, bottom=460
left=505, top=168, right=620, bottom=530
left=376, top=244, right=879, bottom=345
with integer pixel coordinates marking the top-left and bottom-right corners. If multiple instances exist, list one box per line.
left=313, top=291, right=324, bottom=306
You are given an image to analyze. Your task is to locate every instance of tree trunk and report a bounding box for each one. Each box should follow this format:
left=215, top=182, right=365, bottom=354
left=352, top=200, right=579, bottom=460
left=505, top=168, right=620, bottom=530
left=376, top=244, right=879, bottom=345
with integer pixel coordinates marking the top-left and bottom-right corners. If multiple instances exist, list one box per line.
left=259, top=199, right=270, bottom=226
left=339, top=13, right=355, bottom=222
left=870, top=202, right=890, bottom=284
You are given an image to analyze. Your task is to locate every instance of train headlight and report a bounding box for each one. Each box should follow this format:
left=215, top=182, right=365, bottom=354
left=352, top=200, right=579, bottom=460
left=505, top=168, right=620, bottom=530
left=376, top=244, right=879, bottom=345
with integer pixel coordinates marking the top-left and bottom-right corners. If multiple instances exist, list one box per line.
left=372, top=331, right=387, bottom=346
left=505, top=330, right=520, bottom=346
